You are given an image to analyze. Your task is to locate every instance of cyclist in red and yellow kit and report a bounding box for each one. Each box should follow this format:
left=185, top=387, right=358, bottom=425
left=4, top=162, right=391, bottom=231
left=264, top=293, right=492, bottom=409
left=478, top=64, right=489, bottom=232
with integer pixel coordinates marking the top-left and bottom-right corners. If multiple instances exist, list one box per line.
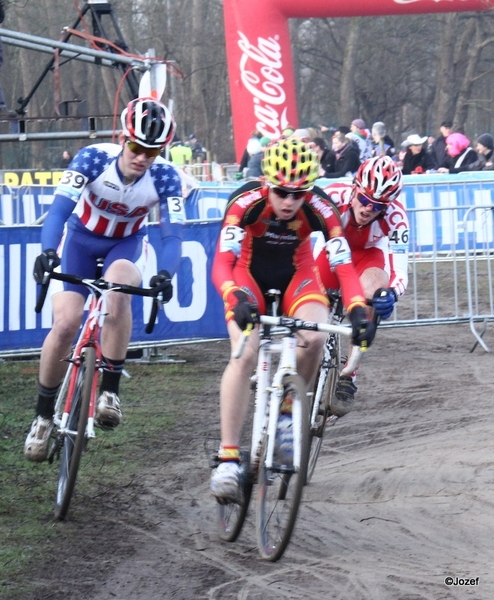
left=210, top=137, right=375, bottom=501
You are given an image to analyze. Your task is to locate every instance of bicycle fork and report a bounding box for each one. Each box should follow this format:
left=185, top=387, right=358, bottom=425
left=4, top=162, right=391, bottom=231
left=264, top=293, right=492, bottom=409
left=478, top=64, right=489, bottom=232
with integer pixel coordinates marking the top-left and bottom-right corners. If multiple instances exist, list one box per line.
left=309, top=335, right=337, bottom=433
left=251, top=335, right=302, bottom=473
left=57, top=348, right=99, bottom=440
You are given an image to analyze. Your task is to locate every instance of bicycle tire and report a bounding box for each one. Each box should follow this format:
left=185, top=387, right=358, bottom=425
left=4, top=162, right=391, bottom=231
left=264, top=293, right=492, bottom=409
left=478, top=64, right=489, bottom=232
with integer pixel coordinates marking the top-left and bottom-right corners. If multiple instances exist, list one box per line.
left=54, top=346, right=95, bottom=520
left=306, top=333, right=340, bottom=484
left=256, top=374, right=309, bottom=561
left=217, top=451, right=253, bottom=542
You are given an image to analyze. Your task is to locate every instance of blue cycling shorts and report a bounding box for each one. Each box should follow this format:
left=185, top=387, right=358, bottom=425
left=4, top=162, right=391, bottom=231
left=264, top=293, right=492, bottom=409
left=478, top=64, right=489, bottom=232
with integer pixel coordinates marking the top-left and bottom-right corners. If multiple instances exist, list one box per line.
left=55, top=217, right=148, bottom=298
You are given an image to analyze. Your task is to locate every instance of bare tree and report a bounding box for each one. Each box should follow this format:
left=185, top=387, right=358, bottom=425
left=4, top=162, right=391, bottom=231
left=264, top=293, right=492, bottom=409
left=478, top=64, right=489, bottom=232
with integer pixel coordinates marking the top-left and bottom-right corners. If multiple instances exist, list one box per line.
left=2, top=1, right=494, bottom=166
left=339, top=18, right=361, bottom=126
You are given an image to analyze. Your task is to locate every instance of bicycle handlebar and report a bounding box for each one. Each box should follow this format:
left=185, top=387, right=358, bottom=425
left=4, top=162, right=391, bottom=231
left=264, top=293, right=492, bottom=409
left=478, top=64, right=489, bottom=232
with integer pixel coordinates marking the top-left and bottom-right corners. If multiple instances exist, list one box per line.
left=35, top=270, right=169, bottom=334
left=259, top=315, right=353, bottom=336
left=232, top=315, right=360, bottom=362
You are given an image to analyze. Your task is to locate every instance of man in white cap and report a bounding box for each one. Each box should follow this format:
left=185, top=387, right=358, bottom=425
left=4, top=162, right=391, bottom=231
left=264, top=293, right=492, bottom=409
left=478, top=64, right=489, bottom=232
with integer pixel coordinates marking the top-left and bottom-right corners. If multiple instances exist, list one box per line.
left=401, top=134, right=435, bottom=174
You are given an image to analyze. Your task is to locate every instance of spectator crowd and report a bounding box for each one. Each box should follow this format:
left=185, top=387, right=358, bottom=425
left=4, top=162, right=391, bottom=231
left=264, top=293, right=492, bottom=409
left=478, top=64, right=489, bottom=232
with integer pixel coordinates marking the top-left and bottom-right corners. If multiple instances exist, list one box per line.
left=236, top=119, right=494, bottom=181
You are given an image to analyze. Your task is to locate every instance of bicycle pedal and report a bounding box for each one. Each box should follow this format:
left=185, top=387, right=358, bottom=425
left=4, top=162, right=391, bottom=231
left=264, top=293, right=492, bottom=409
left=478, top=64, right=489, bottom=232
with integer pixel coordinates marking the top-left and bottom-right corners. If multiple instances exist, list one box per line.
left=48, top=436, right=63, bottom=464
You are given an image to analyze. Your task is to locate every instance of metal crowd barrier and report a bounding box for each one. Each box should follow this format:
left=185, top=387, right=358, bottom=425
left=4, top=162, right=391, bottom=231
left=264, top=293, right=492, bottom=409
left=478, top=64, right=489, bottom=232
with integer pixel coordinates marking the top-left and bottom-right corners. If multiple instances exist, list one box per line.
left=380, top=203, right=494, bottom=354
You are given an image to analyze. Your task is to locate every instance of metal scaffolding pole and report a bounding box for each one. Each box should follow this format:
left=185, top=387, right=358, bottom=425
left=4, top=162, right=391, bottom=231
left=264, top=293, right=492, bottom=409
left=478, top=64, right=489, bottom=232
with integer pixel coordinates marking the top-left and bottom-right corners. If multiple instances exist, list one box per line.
left=0, top=28, right=147, bottom=68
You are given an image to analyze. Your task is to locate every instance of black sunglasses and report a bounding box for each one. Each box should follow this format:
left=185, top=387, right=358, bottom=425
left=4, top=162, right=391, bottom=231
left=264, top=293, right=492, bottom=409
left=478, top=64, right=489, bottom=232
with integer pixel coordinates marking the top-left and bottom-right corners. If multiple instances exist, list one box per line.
left=271, top=187, right=307, bottom=200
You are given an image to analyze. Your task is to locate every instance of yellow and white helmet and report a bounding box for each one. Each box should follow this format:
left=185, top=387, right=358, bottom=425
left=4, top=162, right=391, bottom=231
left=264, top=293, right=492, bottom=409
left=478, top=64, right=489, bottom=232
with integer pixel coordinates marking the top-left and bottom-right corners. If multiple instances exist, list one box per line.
left=262, top=136, right=319, bottom=190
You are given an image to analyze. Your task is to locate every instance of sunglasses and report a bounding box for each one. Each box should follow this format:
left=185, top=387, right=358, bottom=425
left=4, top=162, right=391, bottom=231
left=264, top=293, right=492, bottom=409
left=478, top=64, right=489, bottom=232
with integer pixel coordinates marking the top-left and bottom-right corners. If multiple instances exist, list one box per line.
left=126, top=140, right=161, bottom=158
left=271, top=187, right=307, bottom=200
left=356, top=193, right=387, bottom=212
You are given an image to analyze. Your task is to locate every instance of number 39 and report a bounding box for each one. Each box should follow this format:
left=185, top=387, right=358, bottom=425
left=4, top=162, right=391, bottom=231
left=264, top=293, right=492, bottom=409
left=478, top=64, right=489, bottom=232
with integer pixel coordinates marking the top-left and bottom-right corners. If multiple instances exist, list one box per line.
left=59, top=170, right=87, bottom=189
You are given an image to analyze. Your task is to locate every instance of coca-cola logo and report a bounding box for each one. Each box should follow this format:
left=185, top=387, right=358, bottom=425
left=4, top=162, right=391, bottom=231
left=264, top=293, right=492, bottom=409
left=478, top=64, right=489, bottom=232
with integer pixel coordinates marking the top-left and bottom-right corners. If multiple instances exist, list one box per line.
left=238, top=31, right=289, bottom=138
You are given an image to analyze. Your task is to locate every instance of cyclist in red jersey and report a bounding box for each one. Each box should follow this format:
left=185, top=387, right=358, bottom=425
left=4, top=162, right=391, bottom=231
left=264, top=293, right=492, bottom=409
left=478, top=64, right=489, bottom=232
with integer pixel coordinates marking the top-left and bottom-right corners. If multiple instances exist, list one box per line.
left=315, top=155, right=408, bottom=416
left=210, top=137, right=376, bottom=501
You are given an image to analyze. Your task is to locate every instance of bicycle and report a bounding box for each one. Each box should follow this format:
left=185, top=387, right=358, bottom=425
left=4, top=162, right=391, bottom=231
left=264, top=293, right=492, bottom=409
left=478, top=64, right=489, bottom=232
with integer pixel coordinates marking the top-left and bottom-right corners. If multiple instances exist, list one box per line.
left=35, top=266, right=166, bottom=520
left=306, top=290, right=379, bottom=484
left=213, top=289, right=363, bottom=561
left=306, top=290, right=346, bottom=484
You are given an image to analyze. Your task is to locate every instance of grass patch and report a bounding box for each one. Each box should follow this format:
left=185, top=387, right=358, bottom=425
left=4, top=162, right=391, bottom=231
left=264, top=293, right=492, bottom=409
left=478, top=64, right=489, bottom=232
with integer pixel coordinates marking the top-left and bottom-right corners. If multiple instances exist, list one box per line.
left=0, top=356, right=201, bottom=599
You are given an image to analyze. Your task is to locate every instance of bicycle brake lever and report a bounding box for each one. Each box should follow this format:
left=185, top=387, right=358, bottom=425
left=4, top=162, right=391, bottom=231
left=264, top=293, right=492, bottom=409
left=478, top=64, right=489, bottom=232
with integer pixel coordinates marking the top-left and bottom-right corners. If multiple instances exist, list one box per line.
left=145, top=297, right=161, bottom=334
left=232, top=323, right=253, bottom=359
left=341, top=344, right=363, bottom=376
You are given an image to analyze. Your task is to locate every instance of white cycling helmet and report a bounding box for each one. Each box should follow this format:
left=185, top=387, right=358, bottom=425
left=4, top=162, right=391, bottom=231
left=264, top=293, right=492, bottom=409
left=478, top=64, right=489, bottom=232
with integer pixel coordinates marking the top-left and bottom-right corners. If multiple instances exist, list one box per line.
left=354, top=156, right=403, bottom=204
left=120, top=97, right=175, bottom=148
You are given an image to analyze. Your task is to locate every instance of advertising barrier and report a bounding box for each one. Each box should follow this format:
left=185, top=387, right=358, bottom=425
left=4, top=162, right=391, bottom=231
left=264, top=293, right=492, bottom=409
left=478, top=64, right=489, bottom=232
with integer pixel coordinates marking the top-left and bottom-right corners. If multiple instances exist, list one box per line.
left=1, top=173, right=494, bottom=355
left=0, top=222, right=227, bottom=353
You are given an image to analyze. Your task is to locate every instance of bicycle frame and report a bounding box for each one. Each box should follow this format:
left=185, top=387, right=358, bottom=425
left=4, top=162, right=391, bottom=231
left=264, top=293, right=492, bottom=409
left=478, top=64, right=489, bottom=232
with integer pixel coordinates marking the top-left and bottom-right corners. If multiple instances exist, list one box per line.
left=246, top=311, right=360, bottom=476
left=308, top=293, right=344, bottom=434
left=54, top=284, right=108, bottom=441
left=251, top=332, right=302, bottom=474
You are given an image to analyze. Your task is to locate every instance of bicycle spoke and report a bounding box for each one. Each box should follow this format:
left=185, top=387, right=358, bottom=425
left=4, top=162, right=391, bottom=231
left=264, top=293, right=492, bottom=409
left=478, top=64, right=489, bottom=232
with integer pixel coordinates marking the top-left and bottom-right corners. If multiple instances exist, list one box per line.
left=256, top=375, right=308, bottom=561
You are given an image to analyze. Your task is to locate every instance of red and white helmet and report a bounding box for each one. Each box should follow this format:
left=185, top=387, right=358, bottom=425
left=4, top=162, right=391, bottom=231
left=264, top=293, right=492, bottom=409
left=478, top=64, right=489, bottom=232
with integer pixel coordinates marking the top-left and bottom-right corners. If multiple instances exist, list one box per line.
left=120, top=97, right=175, bottom=148
left=354, top=156, right=403, bottom=204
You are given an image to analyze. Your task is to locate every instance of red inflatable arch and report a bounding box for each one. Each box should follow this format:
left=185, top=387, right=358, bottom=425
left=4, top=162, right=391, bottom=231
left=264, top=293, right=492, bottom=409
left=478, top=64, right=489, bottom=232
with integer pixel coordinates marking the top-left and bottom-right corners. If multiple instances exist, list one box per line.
left=223, top=0, right=493, bottom=160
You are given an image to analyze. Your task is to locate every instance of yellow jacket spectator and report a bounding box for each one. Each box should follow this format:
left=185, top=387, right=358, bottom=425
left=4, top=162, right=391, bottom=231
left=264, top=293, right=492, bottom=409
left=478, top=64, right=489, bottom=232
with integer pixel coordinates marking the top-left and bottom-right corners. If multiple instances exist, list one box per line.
left=169, top=140, right=192, bottom=166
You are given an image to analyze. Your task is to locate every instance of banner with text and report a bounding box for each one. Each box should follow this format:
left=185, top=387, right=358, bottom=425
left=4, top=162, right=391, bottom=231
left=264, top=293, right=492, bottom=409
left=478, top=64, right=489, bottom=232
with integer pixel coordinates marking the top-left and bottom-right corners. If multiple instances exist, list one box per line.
left=0, top=222, right=227, bottom=353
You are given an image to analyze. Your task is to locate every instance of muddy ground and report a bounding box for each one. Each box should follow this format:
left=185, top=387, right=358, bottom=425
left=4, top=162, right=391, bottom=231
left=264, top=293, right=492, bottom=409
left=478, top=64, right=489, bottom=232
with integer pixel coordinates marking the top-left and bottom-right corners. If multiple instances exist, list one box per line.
left=19, top=322, right=494, bottom=599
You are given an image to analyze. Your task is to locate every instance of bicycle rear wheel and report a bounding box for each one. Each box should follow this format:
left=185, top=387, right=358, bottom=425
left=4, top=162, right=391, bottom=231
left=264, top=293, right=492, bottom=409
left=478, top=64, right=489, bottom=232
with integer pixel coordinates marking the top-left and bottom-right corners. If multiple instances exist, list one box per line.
left=256, top=374, right=309, bottom=561
left=54, top=347, right=95, bottom=520
left=217, top=451, right=253, bottom=542
left=306, top=333, right=340, bottom=484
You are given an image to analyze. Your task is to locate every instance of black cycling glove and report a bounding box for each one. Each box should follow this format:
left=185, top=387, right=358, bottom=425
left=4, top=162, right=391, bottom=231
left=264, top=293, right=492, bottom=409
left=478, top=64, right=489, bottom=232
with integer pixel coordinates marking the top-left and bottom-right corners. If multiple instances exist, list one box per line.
left=149, top=270, right=173, bottom=302
left=232, top=290, right=260, bottom=331
left=33, top=249, right=60, bottom=284
left=348, top=305, right=376, bottom=348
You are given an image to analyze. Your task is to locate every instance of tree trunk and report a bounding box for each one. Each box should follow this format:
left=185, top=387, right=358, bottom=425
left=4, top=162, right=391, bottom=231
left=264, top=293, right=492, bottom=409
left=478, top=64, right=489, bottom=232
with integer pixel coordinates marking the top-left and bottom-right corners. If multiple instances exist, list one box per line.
left=432, top=13, right=457, bottom=132
left=453, top=17, right=494, bottom=133
left=339, top=18, right=361, bottom=125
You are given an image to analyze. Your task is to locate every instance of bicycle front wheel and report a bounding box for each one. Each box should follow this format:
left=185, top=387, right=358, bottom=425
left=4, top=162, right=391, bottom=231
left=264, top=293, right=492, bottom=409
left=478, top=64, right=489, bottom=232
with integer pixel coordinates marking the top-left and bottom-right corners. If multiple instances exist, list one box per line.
left=256, top=374, right=309, bottom=561
left=54, top=347, right=95, bottom=520
left=217, top=451, right=253, bottom=542
left=307, top=333, right=340, bottom=484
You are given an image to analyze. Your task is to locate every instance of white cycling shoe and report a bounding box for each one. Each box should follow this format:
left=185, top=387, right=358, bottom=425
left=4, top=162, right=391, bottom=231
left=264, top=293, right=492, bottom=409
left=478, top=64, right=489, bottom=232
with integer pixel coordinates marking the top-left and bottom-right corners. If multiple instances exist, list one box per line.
left=211, top=461, right=241, bottom=502
left=24, top=416, right=54, bottom=462
left=95, top=391, right=122, bottom=428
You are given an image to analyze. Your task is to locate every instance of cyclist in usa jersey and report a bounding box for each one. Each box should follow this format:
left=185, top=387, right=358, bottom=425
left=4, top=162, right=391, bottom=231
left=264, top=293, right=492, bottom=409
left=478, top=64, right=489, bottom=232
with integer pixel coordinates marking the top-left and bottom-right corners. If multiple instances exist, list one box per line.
left=315, top=155, right=408, bottom=416
left=25, top=98, right=185, bottom=462
left=210, top=137, right=376, bottom=501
